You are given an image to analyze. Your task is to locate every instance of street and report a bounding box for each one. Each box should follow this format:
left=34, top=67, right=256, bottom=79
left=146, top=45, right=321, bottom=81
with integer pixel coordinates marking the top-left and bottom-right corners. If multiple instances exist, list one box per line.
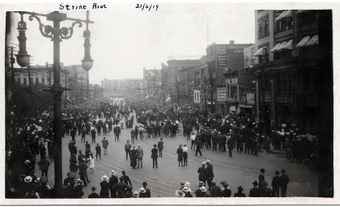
left=37, top=122, right=318, bottom=197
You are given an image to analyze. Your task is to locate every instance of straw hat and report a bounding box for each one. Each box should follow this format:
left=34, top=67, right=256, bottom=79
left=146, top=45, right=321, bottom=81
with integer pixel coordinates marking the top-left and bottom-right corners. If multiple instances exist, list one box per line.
left=24, top=176, right=33, bottom=183
left=139, top=187, right=146, bottom=193
left=199, top=186, right=207, bottom=193
left=175, top=189, right=185, bottom=197
left=110, top=170, right=116, bottom=175
left=182, top=186, right=191, bottom=193
left=102, top=175, right=109, bottom=181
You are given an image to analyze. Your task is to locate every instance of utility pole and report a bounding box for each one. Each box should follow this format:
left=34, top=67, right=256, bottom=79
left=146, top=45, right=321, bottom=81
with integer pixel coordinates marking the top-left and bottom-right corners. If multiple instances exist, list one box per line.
left=175, top=76, right=180, bottom=105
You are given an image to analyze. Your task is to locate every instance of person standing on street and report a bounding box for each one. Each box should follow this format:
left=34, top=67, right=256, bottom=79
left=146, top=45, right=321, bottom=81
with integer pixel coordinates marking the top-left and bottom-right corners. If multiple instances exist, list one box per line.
left=95, top=143, right=101, bottom=160
left=197, top=163, right=207, bottom=185
left=120, top=170, right=132, bottom=187
left=91, top=127, right=96, bottom=144
left=38, top=156, right=50, bottom=177
left=157, top=138, right=164, bottom=157
left=258, top=168, right=266, bottom=190
left=114, top=124, right=121, bottom=141
left=195, top=138, right=202, bottom=156
left=182, top=144, right=188, bottom=166
left=271, top=170, right=280, bottom=197
left=109, top=170, right=118, bottom=198
left=102, top=137, right=109, bottom=155
left=206, top=160, right=214, bottom=189
left=78, top=160, right=89, bottom=186
left=129, top=146, right=137, bottom=169
left=249, top=181, right=260, bottom=197
left=279, top=169, right=289, bottom=197
left=151, top=144, right=158, bottom=168
left=227, top=136, right=234, bottom=157
left=136, top=145, right=144, bottom=168
left=190, top=131, right=196, bottom=150
left=176, top=145, right=184, bottom=167
left=100, top=175, right=110, bottom=198
left=124, top=140, right=132, bottom=160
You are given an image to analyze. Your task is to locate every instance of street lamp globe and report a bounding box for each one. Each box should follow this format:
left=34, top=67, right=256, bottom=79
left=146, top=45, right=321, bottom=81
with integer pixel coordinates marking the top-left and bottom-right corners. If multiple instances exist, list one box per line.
left=16, top=53, right=30, bottom=67
left=81, top=58, right=93, bottom=71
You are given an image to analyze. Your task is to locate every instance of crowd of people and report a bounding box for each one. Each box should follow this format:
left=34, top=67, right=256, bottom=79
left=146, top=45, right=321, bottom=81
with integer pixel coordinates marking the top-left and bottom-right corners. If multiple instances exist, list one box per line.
left=5, top=99, right=303, bottom=198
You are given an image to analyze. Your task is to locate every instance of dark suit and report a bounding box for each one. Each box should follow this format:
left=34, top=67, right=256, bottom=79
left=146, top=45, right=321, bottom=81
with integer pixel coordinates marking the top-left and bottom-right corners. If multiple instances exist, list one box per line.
left=151, top=148, right=158, bottom=168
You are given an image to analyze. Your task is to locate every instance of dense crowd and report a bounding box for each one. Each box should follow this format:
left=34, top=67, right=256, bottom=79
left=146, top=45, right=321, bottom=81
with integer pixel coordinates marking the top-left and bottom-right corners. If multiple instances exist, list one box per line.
left=6, top=99, right=314, bottom=198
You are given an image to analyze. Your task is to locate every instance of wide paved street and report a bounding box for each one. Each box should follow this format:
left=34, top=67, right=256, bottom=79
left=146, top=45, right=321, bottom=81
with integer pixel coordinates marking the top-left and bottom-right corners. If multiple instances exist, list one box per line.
left=39, top=123, right=318, bottom=197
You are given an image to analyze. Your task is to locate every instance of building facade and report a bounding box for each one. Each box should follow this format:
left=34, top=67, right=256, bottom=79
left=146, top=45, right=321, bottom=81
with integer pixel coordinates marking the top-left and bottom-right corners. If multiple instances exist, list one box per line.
left=254, top=10, right=329, bottom=133
left=206, top=41, right=252, bottom=113
left=101, top=79, right=143, bottom=100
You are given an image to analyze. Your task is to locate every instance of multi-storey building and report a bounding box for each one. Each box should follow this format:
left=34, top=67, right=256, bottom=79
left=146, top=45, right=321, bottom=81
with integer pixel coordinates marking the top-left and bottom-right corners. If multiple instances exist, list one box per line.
left=142, top=68, right=162, bottom=102
left=207, top=41, right=253, bottom=113
left=161, top=59, right=202, bottom=103
left=63, top=65, right=89, bottom=105
left=253, top=10, right=331, bottom=134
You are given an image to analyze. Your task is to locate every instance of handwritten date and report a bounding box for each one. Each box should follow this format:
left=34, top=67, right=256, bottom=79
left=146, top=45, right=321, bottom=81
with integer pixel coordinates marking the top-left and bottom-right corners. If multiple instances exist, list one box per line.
left=135, top=3, right=159, bottom=11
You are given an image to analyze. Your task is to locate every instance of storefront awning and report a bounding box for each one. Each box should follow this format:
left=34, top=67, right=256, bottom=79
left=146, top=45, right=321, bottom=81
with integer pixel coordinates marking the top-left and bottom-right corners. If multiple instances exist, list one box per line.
left=271, top=42, right=283, bottom=52
left=254, top=47, right=266, bottom=56
left=296, top=36, right=311, bottom=47
left=279, top=39, right=293, bottom=50
left=275, top=10, right=292, bottom=21
left=305, top=34, right=319, bottom=46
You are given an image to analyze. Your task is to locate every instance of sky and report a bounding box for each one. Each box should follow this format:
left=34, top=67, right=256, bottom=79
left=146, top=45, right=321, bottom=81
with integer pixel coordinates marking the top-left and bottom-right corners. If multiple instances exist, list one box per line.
left=7, top=3, right=255, bottom=84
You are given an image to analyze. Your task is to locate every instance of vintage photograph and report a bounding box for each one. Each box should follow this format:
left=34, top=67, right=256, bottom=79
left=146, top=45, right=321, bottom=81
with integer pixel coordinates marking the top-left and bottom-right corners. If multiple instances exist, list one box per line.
left=3, top=3, right=333, bottom=200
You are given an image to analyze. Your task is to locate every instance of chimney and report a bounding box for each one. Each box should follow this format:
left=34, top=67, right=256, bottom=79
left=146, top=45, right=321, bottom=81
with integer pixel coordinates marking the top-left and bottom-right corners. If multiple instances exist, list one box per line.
left=230, top=40, right=235, bottom=45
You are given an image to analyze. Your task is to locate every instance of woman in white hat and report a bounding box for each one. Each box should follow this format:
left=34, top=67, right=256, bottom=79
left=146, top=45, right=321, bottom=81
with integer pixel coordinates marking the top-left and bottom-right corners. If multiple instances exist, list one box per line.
left=100, top=175, right=110, bottom=198
left=175, top=189, right=185, bottom=197
left=182, top=186, right=193, bottom=197
left=138, top=187, right=148, bottom=198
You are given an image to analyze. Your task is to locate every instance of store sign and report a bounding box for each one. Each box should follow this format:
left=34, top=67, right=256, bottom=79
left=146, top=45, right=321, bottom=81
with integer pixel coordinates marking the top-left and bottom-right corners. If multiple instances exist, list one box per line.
left=216, top=45, right=227, bottom=68
left=217, top=87, right=227, bottom=102
left=193, top=90, right=200, bottom=103
left=225, top=78, right=238, bottom=85
left=246, top=93, right=255, bottom=105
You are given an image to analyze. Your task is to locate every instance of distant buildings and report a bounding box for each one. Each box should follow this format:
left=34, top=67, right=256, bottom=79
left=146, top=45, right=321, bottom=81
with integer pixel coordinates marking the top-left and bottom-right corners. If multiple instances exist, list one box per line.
left=101, top=78, right=143, bottom=100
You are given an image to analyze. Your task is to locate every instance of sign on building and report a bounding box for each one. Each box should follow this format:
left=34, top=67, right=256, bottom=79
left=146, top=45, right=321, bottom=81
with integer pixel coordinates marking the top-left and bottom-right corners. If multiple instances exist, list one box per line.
left=216, top=45, right=227, bottom=68
left=217, top=87, right=227, bottom=102
left=246, top=93, right=255, bottom=104
left=193, top=90, right=200, bottom=103
left=225, top=78, right=238, bottom=85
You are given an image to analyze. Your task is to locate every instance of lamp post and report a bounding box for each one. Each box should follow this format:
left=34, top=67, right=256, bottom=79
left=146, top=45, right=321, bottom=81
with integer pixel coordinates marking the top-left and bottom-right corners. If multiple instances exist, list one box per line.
left=15, top=11, right=94, bottom=195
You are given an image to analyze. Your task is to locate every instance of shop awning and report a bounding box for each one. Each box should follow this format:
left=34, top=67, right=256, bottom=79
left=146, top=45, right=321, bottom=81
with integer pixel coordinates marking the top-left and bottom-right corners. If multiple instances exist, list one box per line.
left=271, top=42, right=283, bottom=52
left=305, top=34, right=319, bottom=46
left=254, top=47, right=266, bottom=56
left=279, top=39, right=293, bottom=50
left=275, top=10, right=292, bottom=21
left=296, top=36, right=311, bottom=47
left=275, top=10, right=287, bottom=21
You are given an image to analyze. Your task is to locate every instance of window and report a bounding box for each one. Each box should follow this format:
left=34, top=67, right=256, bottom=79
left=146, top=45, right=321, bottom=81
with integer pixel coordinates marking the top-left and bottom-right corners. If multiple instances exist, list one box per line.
left=23, top=78, right=27, bottom=85
left=42, top=78, right=45, bottom=85
left=299, top=11, right=319, bottom=26
left=258, top=14, right=270, bottom=39
left=275, top=11, right=293, bottom=33
left=16, top=77, right=21, bottom=84
left=230, top=86, right=237, bottom=100
left=35, top=77, right=39, bottom=85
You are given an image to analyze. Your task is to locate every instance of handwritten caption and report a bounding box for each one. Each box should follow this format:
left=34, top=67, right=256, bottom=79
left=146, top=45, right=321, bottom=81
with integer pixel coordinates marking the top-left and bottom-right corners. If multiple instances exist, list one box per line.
left=135, top=3, right=159, bottom=11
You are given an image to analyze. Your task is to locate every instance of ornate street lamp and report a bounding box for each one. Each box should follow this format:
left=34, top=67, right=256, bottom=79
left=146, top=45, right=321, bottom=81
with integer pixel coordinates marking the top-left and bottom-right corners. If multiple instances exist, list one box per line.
left=81, top=11, right=93, bottom=104
left=15, top=11, right=94, bottom=196
left=16, top=12, right=30, bottom=67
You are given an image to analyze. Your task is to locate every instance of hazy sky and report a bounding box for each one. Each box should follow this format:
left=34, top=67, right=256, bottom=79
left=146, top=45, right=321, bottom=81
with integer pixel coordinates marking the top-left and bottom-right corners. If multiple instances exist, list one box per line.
left=8, top=3, right=255, bottom=84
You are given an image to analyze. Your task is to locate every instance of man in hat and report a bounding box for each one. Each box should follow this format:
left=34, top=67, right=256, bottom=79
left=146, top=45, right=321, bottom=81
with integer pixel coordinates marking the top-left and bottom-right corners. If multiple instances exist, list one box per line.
left=113, top=177, right=128, bottom=198
left=38, top=156, right=50, bottom=177
left=64, top=171, right=76, bottom=187
left=109, top=170, right=118, bottom=198
left=129, top=146, right=137, bottom=169
left=182, top=144, right=188, bottom=166
left=279, top=169, right=289, bottom=197
left=176, top=145, right=184, bottom=167
left=102, top=137, right=109, bottom=155
left=182, top=186, right=193, bottom=197
left=249, top=181, right=260, bottom=197
left=197, top=163, right=207, bottom=185
left=95, top=143, right=101, bottom=160
left=195, top=137, right=202, bottom=156
left=209, top=182, right=221, bottom=197
left=100, top=175, right=110, bottom=198
left=234, top=186, right=246, bottom=197
left=205, top=160, right=214, bottom=189
left=120, top=170, right=132, bottom=187
left=136, top=145, right=144, bottom=168
left=258, top=168, right=266, bottom=190
left=88, top=186, right=100, bottom=198
left=271, top=170, right=280, bottom=197
left=139, top=188, right=149, bottom=198
left=157, top=138, right=164, bottom=157
left=142, top=181, right=151, bottom=197
left=220, top=181, right=231, bottom=197
left=125, top=140, right=132, bottom=161
left=78, top=160, right=89, bottom=186
left=151, top=144, right=158, bottom=168
left=195, top=186, right=210, bottom=197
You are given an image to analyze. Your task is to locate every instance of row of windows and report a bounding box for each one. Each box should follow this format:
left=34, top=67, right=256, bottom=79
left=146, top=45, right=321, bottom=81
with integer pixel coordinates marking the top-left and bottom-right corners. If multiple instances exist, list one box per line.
left=258, top=11, right=318, bottom=40
left=16, top=77, right=52, bottom=86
